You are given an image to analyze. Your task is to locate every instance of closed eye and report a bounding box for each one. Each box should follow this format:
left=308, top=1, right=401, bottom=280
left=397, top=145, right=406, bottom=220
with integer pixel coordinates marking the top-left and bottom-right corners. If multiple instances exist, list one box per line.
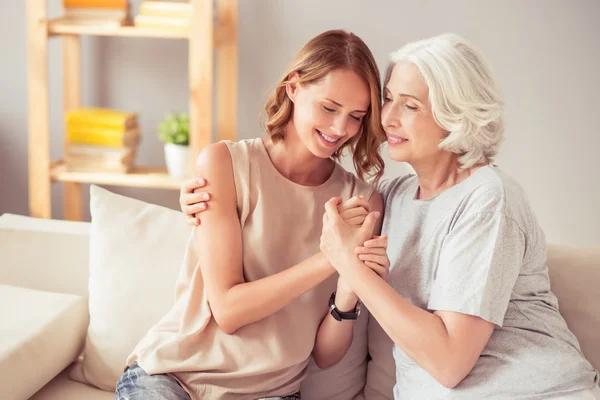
left=323, top=106, right=336, bottom=113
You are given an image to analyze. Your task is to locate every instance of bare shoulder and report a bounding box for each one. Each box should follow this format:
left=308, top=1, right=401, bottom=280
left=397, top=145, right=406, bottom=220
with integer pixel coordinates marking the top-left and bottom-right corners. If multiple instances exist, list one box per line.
left=194, top=141, right=232, bottom=174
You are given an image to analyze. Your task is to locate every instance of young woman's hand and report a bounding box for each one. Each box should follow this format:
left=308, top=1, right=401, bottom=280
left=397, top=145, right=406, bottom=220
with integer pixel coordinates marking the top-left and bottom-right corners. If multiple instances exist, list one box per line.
left=355, top=235, right=390, bottom=281
left=179, top=178, right=211, bottom=226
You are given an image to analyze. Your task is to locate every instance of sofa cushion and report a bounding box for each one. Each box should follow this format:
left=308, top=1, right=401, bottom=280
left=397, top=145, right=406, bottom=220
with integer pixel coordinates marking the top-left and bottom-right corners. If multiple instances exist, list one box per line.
left=72, top=185, right=369, bottom=399
left=0, top=284, right=88, bottom=400
left=547, top=244, right=600, bottom=371
left=0, top=213, right=90, bottom=296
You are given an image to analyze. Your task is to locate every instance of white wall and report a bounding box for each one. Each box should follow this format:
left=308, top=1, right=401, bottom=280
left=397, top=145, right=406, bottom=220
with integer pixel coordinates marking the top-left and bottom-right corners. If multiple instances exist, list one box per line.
left=1, top=0, right=599, bottom=246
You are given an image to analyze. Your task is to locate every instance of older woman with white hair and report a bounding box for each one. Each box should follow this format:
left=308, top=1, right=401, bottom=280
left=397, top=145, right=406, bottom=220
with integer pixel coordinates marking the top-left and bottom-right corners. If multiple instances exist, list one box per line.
left=319, top=33, right=599, bottom=399
left=179, top=33, right=599, bottom=398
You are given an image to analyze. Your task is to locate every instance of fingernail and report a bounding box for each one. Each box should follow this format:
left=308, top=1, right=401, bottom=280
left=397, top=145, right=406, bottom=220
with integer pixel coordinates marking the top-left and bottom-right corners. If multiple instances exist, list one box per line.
left=202, top=194, right=210, bottom=200
left=198, top=179, right=205, bottom=184
left=374, top=211, right=381, bottom=219
left=200, top=203, right=206, bottom=209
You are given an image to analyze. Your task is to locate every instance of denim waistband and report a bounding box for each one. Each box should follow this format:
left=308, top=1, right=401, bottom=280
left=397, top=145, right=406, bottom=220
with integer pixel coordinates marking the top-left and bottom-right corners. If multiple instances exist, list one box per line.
left=123, top=364, right=301, bottom=400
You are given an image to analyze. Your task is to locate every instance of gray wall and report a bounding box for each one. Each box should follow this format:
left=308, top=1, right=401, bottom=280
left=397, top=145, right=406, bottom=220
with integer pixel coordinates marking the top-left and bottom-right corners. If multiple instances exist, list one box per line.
left=1, top=0, right=599, bottom=246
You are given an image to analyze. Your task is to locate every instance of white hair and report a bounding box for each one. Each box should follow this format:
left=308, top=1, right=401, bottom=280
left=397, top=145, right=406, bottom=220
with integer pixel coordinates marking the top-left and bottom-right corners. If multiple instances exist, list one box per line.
left=388, top=33, right=504, bottom=170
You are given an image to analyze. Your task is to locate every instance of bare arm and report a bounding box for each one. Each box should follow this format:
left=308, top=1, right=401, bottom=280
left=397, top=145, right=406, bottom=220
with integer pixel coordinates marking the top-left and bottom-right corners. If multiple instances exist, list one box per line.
left=320, top=201, right=495, bottom=388
left=194, top=142, right=336, bottom=334
left=312, top=191, right=385, bottom=369
left=333, top=264, right=493, bottom=388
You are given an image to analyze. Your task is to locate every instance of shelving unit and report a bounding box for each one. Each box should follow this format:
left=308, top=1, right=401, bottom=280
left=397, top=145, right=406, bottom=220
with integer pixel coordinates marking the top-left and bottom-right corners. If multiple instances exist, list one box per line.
left=50, top=161, right=181, bottom=189
left=27, top=0, right=238, bottom=221
left=47, top=18, right=191, bottom=39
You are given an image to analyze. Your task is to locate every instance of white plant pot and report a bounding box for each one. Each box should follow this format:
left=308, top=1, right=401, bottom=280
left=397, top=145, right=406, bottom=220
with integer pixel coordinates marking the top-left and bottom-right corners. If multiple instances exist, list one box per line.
left=164, top=143, right=190, bottom=179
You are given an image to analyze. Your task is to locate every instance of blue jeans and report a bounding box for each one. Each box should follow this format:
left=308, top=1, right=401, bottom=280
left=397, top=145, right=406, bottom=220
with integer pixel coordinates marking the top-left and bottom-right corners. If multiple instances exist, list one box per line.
left=115, top=363, right=301, bottom=400
left=115, top=363, right=191, bottom=400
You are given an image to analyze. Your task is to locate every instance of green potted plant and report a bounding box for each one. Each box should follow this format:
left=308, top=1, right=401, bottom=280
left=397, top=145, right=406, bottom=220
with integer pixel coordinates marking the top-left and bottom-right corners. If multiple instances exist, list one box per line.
left=158, top=112, right=190, bottom=178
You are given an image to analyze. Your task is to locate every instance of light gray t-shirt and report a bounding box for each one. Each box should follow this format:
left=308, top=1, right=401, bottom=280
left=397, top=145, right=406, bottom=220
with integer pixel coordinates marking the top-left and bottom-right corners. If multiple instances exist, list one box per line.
left=379, top=164, right=599, bottom=399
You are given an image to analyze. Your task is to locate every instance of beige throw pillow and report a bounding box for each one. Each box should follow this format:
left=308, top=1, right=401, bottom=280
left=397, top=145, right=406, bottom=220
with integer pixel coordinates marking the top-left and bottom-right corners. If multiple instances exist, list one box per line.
left=70, top=185, right=192, bottom=390
left=547, top=244, right=600, bottom=371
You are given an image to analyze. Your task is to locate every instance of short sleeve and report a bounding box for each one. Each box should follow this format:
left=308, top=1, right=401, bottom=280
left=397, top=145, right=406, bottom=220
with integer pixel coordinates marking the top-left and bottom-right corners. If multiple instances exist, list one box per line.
left=376, top=178, right=394, bottom=204
left=427, top=212, right=526, bottom=326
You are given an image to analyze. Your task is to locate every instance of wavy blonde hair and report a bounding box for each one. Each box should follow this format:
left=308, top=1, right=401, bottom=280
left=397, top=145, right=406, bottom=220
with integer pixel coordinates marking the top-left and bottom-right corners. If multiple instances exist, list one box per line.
left=264, top=30, right=385, bottom=183
left=386, top=33, right=504, bottom=170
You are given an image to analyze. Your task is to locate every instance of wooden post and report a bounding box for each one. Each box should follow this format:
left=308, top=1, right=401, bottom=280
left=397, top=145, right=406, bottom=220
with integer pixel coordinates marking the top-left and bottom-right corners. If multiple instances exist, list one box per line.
left=217, top=0, right=237, bottom=142
left=188, top=0, right=214, bottom=170
left=27, top=0, right=52, bottom=219
left=63, top=35, right=84, bottom=221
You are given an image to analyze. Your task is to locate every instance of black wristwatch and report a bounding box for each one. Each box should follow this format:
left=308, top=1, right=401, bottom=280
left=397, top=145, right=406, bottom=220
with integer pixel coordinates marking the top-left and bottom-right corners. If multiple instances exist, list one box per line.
left=329, top=292, right=361, bottom=321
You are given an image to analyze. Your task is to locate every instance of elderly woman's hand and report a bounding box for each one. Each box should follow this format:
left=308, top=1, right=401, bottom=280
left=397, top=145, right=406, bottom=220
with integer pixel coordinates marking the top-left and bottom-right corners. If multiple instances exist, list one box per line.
left=320, top=197, right=380, bottom=271
left=179, top=178, right=212, bottom=226
left=355, top=235, right=390, bottom=281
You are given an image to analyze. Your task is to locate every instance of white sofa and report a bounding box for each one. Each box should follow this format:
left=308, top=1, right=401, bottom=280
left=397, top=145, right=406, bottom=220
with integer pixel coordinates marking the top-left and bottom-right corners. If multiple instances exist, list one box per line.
left=0, top=188, right=599, bottom=399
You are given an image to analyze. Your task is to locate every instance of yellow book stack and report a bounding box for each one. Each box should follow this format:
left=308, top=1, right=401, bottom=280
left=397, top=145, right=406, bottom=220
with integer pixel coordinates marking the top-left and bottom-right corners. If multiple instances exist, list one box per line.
left=134, top=1, right=191, bottom=31
left=65, top=108, right=140, bottom=173
left=62, top=0, right=130, bottom=27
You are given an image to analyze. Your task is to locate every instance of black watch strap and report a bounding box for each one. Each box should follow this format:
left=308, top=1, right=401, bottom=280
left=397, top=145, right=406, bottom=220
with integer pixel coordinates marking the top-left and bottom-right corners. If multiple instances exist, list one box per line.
left=329, top=292, right=360, bottom=321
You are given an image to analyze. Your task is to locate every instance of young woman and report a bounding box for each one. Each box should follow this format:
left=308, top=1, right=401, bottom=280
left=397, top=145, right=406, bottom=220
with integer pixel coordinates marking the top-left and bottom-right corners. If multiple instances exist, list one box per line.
left=116, top=30, right=390, bottom=400
left=182, top=34, right=599, bottom=399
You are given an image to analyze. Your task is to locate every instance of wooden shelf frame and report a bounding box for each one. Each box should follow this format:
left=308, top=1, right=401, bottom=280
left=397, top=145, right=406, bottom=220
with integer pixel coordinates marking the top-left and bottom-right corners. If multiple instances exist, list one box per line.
left=51, top=161, right=183, bottom=190
left=47, top=18, right=190, bottom=39
left=26, top=0, right=238, bottom=220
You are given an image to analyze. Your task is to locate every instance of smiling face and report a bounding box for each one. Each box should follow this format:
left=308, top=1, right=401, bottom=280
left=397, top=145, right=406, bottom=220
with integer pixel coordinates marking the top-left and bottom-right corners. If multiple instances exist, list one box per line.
left=382, top=61, right=448, bottom=168
left=287, top=68, right=371, bottom=159
left=263, top=30, right=386, bottom=182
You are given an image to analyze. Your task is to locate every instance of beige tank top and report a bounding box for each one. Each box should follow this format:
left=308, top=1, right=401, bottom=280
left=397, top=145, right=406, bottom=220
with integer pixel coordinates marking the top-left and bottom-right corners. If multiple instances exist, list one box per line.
left=127, top=138, right=373, bottom=400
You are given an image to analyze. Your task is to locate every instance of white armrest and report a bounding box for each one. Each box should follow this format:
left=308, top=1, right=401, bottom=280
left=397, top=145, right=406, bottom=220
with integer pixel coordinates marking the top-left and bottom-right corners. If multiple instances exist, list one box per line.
left=0, top=214, right=90, bottom=296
